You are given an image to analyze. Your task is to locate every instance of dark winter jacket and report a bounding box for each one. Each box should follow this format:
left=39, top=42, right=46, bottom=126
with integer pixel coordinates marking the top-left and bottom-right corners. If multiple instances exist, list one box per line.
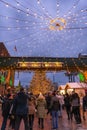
left=13, top=92, right=29, bottom=115
left=50, top=96, right=60, bottom=111
left=64, top=95, right=71, bottom=107
left=83, top=95, right=87, bottom=111
left=2, top=97, right=12, bottom=117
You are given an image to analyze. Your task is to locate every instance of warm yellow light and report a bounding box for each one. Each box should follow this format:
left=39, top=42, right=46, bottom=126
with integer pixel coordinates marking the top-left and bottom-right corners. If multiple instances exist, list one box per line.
left=45, top=63, right=49, bottom=67
left=18, top=61, right=63, bottom=68
left=49, top=18, right=66, bottom=31
left=56, top=62, right=63, bottom=66
left=31, top=63, right=39, bottom=67
left=21, top=62, right=27, bottom=67
left=44, top=62, right=63, bottom=67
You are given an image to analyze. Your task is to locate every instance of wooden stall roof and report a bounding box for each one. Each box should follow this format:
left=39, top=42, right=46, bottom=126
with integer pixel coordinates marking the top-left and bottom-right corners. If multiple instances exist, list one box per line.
left=0, top=42, right=10, bottom=57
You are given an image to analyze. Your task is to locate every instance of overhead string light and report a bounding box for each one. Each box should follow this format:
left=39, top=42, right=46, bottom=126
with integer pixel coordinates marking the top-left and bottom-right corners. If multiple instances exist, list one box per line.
left=65, top=26, right=87, bottom=30
left=24, top=0, right=51, bottom=20
left=63, top=0, right=80, bottom=18
left=2, top=25, right=49, bottom=45
left=65, top=22, right=87, bottom=30
left=36, top=0, right=53, bottom=19
left=13, top=0, right=50, bottom=20
left=16, top=0, right=52, bottom=20
left=64, top=6, right=87, bottom=30
left=5, top=2, right=9, bottom=7
left=0, top=14, right=49, bottom=26
left=0, top=21, right=48, bottom=31
left=2, top=24, right=53, bottom=52
left=1, top=0, right=86, bottom=33
left=0, top=0, right=86, bottom=57
left=66, top=8, right=87, bottom=26
left=56, top=0, right=60, bottom=18
left=0, top=12, right=49, bottom=33
left=46, top=0, right=86, bottom=31
left=0, top=0, right=49, bottom=20
left=67, top=17, right=86, bottom=32
left=67, top=8, right=87, bottom=20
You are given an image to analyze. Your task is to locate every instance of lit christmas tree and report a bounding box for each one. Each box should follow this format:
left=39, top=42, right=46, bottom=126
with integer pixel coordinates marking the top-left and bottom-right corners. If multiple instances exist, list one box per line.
left=29, top=71, right=53, bottom=95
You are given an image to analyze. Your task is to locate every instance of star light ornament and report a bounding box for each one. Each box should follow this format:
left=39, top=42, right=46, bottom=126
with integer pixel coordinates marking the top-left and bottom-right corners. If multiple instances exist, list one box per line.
left=49, top=18, right=66, bottom=31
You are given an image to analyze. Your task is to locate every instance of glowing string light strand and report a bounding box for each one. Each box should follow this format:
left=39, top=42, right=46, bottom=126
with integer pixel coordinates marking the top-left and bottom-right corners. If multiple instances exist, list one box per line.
left=66, top=8, right=87, bottom=25
left=65, top=26, right=87, bottom=30
left=24, top=0, right=51, bottom=19
left=0, top=21, right=48, bottom=30
left=67, top=8, right=87, bottom=20
left=0, top=14, right=49, bottom=28
left=0, top=0, right=49, bottom=20
left=0, top=0, right=86, bottom=58
left=63, top=0, right=81, bottom=18
left=13, top=0, right=49, bottom=20
left=2, top=26, right=49, bottom=43
left=37, top=0, right=53, bottom=19
left=56, top=0, right=60, bottom=17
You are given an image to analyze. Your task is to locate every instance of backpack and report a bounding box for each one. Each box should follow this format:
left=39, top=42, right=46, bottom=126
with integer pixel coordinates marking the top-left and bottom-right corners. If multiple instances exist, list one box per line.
left=52, top=100, right=60, bottom=111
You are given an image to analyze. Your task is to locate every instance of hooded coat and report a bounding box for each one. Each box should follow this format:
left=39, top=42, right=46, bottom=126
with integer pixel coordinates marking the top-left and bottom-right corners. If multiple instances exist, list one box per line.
left=36, top=95, right=47, bottom=118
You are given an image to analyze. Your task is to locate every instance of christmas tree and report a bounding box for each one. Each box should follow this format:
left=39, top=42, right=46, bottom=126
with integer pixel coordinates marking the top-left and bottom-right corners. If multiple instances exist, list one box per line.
left=29, top=71, right=53, bottom=95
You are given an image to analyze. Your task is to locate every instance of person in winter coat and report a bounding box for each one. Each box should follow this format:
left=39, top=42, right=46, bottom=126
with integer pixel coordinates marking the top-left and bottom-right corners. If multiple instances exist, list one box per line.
left=28, top=96, right=36, bottom=130
left=50, top=91, right=60, bottom=130
left=1, top=94, right=12, bottom=130
left=8, top=94, right=16, bottom=130
left=83, top=90, right=87, bottom=120
left=64, top=93, right=71, bottom=120
left=45, top=91, right=52, bottom=115
left=13, top=87, right=29, bottom=130
left=71, top=92, right=81, bottom=124
left=36, top=93, right=47, bottom=129
left=56, top=93, right=64, bottom=117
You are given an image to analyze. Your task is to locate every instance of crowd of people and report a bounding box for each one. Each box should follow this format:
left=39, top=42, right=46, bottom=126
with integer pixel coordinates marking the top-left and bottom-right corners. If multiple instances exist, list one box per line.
left=0, top=87, right=87, bottom=130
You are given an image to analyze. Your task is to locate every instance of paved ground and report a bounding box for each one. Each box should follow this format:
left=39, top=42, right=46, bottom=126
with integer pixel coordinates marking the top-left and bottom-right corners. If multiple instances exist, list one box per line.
left=0, top=106, right=87, bottom=130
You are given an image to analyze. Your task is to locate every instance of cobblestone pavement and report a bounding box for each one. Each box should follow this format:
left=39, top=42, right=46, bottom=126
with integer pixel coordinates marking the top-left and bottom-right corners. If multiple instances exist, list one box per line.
left=0, top=106, right=87, bottom=130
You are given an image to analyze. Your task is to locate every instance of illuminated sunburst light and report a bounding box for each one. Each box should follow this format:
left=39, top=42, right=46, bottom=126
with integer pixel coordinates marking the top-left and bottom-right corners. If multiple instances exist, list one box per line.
left=49, top=17, right=66, bottom=31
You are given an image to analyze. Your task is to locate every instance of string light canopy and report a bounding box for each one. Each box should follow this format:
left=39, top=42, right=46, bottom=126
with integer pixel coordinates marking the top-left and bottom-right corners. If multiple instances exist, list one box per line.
left=0, top=0, right=87, bottom=74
